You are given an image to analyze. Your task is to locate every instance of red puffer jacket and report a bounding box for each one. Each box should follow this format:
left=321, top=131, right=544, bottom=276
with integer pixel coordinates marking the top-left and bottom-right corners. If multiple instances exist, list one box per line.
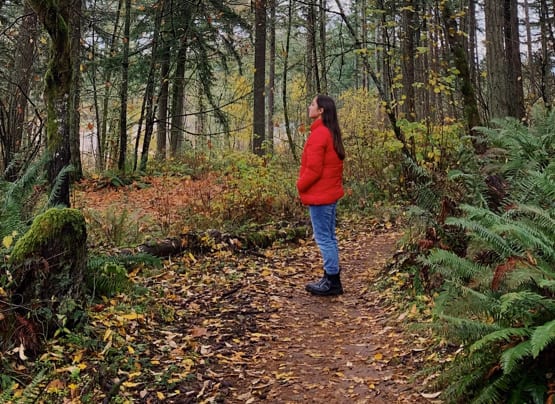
left=296, top=119, right=344, bottom=205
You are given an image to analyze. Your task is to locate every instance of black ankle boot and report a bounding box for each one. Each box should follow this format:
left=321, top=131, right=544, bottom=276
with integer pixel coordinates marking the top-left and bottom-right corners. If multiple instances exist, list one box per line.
left=305, top=271, right=327, bottom=291
left=305, top=272, right=343, bottom=296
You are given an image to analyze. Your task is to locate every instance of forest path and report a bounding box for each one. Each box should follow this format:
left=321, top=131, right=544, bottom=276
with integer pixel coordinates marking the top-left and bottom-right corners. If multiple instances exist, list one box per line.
left=74, top=178, right=438, bottom=403
left=219, top=221, right=435, bottom=403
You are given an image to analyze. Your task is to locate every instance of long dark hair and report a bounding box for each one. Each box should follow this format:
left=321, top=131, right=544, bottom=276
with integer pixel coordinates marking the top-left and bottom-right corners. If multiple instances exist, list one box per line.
left=316, top=94, right=345, bottom=160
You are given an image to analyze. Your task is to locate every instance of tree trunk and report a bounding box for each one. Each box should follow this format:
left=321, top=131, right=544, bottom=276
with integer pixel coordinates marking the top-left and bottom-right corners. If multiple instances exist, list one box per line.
left=266, top=0, right=276, bottom=153
left=504, top=0, right=525, bottom=120
left=156, top=43, right=170, bottom=160
left=442, top=3, right=484, bottom=153
left=485, top=0, right=509, bottom=120
left=170, top=41, right=187, bottom=158
left=69, top=0, right=83, bottom=180
left=2, top=3, right=38, bottom=181
left=118, top=0, right=131, bottom=172
left=137, top=0, right=163, bottom=172
left=252, top=0, right=266, bottom=155
left=401, top=0, right=416, bottom=121
left=306, top=1, right=319, bottom=96
left=93, top=0, right=122, bottom=171
left=27, top=0, right=74, bottom=207
left=319, top=0, right=327, bottom=94
left=7, top=208, right=87, bottom=354
left=282, top=0, right=297, bottom=161
left=539, top=0, right=552, bottom=107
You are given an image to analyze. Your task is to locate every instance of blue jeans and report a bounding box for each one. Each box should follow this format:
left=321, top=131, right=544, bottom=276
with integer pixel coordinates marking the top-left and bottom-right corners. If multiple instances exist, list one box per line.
left=309, top=203, right=340, bottom=275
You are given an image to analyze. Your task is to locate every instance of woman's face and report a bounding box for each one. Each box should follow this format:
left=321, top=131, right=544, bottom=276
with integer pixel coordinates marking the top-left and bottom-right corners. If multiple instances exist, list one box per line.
left=308, top=97, right=323, bottom=120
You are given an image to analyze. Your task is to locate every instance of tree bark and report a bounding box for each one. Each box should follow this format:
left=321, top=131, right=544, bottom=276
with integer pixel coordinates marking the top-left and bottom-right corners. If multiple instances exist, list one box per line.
left=485, top=0, right=509, bottom=120
left=170, top=41, right=187, bottom=157
left=118, top=0, right=131, bottom=172
left=69, top=0, right=83, bottom=180
left=282, top=0, right=297, bottom=161
left=319, top=0, right=327, bottom=94
left=504, top=0, right=525, bottom=120
left=266, top=0, right=276, bottom=153
left=401, top=0, right=416, bottom=121
left=156, top=41, right=170, bottom=160
left=2, top=3, right=38, bottom=181
left=27, top=0, right=74, bottom=207
left=137, top=0, right=163, bottom=172
left=442, top=3, right=484, bottom=153
left=252, top=0, right=267, bottom=155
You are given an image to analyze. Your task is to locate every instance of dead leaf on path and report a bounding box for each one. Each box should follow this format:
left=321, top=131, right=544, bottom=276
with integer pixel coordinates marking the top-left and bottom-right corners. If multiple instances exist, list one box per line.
left=190, top=327, right=208, bottom=337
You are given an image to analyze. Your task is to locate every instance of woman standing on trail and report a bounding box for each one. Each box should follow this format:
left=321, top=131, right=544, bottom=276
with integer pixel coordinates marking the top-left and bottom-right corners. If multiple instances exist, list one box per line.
left=297, top=94, right=346, bottom=296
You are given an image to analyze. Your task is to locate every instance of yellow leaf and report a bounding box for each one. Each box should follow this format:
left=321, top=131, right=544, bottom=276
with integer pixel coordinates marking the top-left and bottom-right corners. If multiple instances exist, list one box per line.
left=103, top=328, right=112, bottom=342
left=261, top=268, right=271, bottom=277
left=120, top=312, right=144, bottom=320
left=157, top=392, right=165, bottom=400
left=374, top=352, right=384, bottom=361
left=72, top=351, right=83, bottom=363
left=2, top=235, right=13, bottom=249
left=127, top=345, right=135, bottom=354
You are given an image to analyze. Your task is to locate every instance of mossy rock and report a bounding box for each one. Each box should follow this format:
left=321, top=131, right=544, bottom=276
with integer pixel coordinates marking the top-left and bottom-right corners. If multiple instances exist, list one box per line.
left=8, top=208, right=87, bottom=333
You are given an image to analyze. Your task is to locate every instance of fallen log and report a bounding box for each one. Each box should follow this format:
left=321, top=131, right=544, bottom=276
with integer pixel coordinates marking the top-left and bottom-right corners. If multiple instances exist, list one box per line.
left=136, top=223, right=310, bottom=258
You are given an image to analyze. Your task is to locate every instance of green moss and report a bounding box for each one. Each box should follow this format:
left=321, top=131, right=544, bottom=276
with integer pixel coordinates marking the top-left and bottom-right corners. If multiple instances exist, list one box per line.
left=9, top=208, right=86, bottom=265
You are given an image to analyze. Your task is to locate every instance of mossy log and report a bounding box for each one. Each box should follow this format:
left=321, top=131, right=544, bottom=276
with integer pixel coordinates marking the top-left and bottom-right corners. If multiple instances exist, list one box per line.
left=4, top=208, right=87, bottom=354
left=137, top=224, right=311, bottom=258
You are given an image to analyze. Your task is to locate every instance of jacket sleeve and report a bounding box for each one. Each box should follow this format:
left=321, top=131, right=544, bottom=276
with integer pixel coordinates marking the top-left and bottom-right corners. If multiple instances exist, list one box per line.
left=296, top=131, right=327, bottom=193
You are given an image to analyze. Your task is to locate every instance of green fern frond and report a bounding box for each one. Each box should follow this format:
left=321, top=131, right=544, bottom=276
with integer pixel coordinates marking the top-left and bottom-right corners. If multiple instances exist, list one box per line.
left=414, top=184, right=441, bottom=213
left=436, top=283, right=497, bottom=320
left=46, top=164, right=74, bottom=207
left=492, top=222, right=555, bottom=261
left=470, top=327, right=531, bottom=353
left=435, top=313, right=499, bottom=344
left=511, top=171, right=555, bottom=209
left=503, top=265, right=553, bottom=291
left=498, top=291, right=549, bottom=326
left=499, top=291, right=546, bottom=313
left=86, top=253, right=161, bottom=299
left=536, top=278, right=555, bottom=292
left=446, top=216, right=519, bottom=258
left=500, top=339, right=532, bottom=373
left=0, top=158, right=46, bottom=238
left=21, top=368, right=49, bottom=403
left=472, top=371, right=513, bottom=404
left=419, top=249, right=489, bottom=283
left=530, top=319, right=555, bottom=358
left=505, top=204, right=555, bottom=239
left=438, top=347, right=499, bottom=402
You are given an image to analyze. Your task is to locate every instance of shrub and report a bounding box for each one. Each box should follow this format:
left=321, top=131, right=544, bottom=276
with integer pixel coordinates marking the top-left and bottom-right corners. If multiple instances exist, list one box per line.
left=421, top=108, right=555, bottom=403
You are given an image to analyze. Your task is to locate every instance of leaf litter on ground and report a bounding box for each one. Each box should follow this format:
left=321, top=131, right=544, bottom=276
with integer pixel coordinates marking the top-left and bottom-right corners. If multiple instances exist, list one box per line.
left=5, top=178, right=446, bottom=403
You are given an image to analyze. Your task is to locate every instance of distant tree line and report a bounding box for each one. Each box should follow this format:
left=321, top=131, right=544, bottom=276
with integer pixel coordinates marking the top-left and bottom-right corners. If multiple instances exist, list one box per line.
left=0, top=0, right=553, bottom=204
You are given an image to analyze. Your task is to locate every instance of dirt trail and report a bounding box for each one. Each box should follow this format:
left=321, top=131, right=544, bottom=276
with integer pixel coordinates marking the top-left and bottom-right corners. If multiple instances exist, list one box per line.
left=74, top=180, right=436, bottom=402
left=223, top=225, right=433, bottom=403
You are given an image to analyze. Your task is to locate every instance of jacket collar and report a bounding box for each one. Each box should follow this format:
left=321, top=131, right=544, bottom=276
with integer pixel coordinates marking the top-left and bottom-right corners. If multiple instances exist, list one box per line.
left=310, top=118, right=324, bottom=131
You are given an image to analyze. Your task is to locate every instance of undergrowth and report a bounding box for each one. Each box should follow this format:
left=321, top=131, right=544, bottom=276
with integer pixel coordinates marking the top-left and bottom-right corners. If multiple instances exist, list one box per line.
left=399, top=107, right=555, bottom=403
